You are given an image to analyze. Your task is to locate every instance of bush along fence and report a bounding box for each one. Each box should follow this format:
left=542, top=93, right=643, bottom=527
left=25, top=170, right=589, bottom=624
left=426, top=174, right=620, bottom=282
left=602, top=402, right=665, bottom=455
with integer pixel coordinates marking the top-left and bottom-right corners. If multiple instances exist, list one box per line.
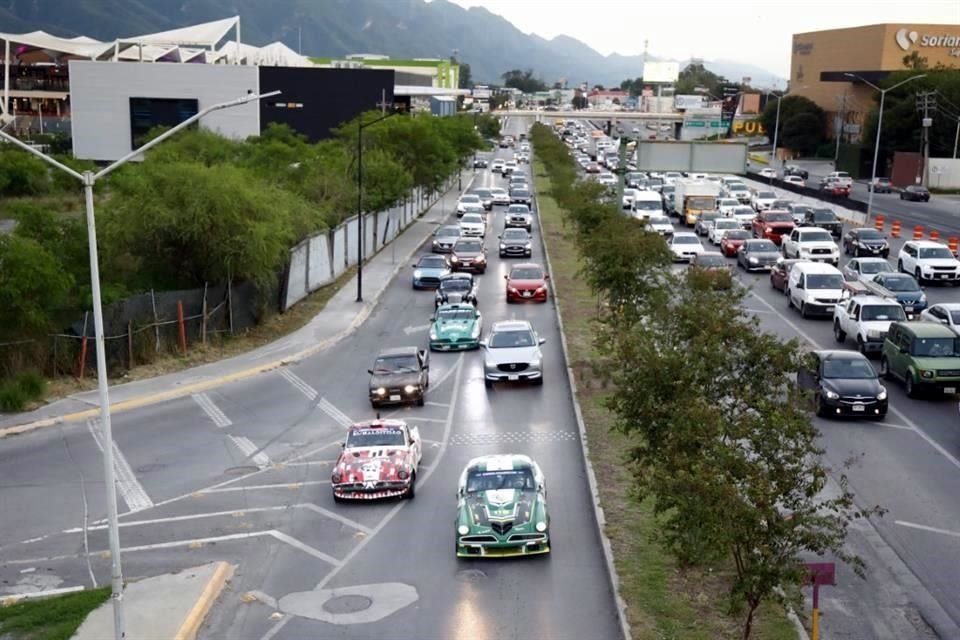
left=0, top=175, right=457, bottom=384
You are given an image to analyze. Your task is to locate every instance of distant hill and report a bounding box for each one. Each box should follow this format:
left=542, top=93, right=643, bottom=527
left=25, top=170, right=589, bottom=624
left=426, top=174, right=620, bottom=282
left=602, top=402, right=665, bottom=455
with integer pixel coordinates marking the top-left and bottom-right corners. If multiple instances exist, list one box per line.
left=0, top=0, right=784, bottom=87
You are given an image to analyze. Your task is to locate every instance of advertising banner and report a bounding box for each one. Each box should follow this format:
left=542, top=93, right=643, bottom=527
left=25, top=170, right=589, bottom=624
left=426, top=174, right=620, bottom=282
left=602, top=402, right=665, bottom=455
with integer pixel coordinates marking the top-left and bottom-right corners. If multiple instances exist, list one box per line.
left=675, top=94, right=705, bottom=110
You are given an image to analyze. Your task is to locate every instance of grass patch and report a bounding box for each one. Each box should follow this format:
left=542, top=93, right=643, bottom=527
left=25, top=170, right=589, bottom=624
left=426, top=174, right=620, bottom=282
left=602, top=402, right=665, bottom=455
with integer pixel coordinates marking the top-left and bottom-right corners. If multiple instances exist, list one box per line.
left=535, top=160, right=797, bottom=640
left=0, top=587, right=110, bottom=640
left=0, top=371, right=47, bottom=412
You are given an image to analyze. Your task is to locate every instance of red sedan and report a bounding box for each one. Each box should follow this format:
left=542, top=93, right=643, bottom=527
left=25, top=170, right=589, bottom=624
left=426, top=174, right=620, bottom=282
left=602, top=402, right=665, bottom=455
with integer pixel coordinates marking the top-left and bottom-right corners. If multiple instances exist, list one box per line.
left=505, top=263, right=549, bottom=303
left=720, top=229, right=751, bottom=257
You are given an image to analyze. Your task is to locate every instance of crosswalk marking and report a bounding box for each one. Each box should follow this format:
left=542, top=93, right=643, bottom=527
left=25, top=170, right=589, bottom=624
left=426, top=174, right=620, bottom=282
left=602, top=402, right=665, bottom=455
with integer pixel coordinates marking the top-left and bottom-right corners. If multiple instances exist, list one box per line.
left=192, top=393, right=232, bottom=428
left=317, top=397, right=353, bottom=428
left=87, top=420, right=154, bottom=513
left=228, top=435, right=271, bottom=469
left=278, top=369, right=318, bottom=401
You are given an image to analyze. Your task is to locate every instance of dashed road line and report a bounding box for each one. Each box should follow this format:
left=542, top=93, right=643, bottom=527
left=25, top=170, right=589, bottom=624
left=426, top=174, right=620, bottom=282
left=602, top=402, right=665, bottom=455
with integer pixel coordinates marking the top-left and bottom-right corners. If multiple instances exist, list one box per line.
left=278, top=369, right=318, bottom=401
left=317, top=397, right=353, bottom=428
left=895, top=520, right=960, bottom=539
left=425, top=401, right=449, bottom=408
left=192, top=392, right=232, bottom=428
left=87, top=419, right=154, bottom=513
left=228, top=435, right=271, bottom=469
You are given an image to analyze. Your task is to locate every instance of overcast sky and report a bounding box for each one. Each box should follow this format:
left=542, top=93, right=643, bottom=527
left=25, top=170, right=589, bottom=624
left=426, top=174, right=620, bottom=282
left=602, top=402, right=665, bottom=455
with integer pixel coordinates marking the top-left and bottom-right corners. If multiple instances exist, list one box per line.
left=444, top=0, right=959, bottom=78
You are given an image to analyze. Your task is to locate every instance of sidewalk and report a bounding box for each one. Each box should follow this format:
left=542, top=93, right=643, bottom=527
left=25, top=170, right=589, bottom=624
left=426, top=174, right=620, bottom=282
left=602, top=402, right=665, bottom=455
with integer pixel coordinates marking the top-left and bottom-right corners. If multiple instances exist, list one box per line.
left=0, top=172, right=472, bottom=437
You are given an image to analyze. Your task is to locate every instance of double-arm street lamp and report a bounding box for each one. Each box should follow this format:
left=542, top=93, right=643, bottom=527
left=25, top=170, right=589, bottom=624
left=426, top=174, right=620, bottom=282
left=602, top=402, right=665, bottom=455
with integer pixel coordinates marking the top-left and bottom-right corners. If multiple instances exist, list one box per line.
left=0, top=89, right=279, bottom=640
left=844, top=72, right=926, bottom=217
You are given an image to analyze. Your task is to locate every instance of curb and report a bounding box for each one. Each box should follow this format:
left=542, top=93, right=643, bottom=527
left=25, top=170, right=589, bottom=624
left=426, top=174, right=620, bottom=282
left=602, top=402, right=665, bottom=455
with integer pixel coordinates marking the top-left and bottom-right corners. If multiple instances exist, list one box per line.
left=0, top=173, right=470, bottom=441
left=532, top=158, right=633, bottom=640
left=174, top=561, right=235, bottom=640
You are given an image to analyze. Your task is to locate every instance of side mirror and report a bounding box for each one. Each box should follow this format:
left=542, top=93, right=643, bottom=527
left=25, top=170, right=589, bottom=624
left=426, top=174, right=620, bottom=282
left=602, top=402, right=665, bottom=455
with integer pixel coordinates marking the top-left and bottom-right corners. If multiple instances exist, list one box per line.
left=341, top=442, right=345, bottom=449
left=503, top=274, right=509, bottom=280
left=544, top=274, right=551, bottom=280
left=429, top=316, right=435, bottom=322
left=538, top=338, right=547, bottom=345
left=899, top=345, right=909, bottom=354
left=367, top=369, right=374, bottom=375
left=479, top=339, right=488, bottom=348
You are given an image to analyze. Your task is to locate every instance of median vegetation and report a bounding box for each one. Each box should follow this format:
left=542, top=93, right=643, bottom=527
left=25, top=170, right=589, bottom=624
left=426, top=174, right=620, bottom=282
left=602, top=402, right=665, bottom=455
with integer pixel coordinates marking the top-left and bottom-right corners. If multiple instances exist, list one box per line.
left=0, top=113, right=500, bottom=410
left=530, top=122, right=882, bottom=639
left=0, top=587, right=110, bottom=640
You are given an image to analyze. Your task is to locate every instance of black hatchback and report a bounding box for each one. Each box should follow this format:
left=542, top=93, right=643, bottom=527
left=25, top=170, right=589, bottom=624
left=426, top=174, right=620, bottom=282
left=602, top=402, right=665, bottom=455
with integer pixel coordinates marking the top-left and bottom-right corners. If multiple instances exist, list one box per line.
left=797, top=350, right=888, bottom=419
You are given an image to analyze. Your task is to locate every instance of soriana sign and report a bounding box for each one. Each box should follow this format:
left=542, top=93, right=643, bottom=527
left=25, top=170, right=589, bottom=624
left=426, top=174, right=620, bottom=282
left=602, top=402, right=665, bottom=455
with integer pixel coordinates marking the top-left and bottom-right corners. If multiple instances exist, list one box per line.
left=732, top=120, right=766, bottom=136
left=895, top=28, right=960, bottom=57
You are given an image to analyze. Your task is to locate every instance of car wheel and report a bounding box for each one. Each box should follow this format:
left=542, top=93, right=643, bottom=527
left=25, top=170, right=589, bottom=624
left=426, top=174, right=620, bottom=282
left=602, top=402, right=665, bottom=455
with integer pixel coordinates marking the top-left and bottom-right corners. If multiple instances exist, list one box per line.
left=533, top=376, right=544, bottom=386
left=484, top=379, right=493, bottom=389
left=333, top=494, right=344, bottom=504
left=833, top=322, right=846, bottom=343
left=787, top=290, right=793, bottom=308
left=882, top=250, right=889, bottom=259
left=915, top=268, right=923, bottom=284
left=879, top=357, right=893, bottom=380
left=800, top=302, right=808, bottom=318
left=900, top=193, right=905, bottom=200
left=416, top=394, right=425, bottom=407
left=499, top=252, right=505, bottom=258
left=406, top=473, right=416, bottom=499
left=815, top=396, right=827, bottom=418
left=898, top=259, right=905, bottom=273
left=905, top=375, right=919, bottom=399
left=856, top=336, right=867, bottom=354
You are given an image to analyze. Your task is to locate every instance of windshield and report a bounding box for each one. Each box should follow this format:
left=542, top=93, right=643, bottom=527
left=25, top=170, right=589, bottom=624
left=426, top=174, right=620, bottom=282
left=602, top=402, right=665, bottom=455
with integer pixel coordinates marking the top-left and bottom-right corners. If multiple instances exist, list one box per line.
left=441, top=278, right=472, bottom=292
left=648, top=177, right=663, bottom=185
left=919, top=247, right=955, bottom=259
left=372, top=355, right=418, bottom=374
left=466, top=468, right=535, bottom=493
left=860, top=305, right=906, bottom=322
left=503, top=230, right=528, bottom=240
left=649, top=217, right=672, bottom=225
left=662, top=186, right=675, bottom=194
left=454, top=240, right=482, bottom=253
left=725, top=230, right=750, bottom=240
left=730, top=185, right=748, bottom=192
left=913, top=337, right=960, bottom=357
left=880, top=276, right=919, bottom=292
left=490, top=188, right=507, bottom=195
left=417, top=256, right=447, bottom=269
left=822, top=358, right=877, bottom=379
left=461, top=214, right=484, bottom=224
left=688, top=197, right=715, bottom=209
left=511, top=189, right=531, bottom=197
left=806, top=274, right=843, bottom=289
left=436, top=226, right=460, bottom=238
left=510, top=267, right=544, bottom=280
left=856, top=229, right=883, bottom=240
left=635, top=200, right=663, bottom=210
left=734, top=208, right=754, bottom=216
left=508, top=205, right=530, bottom=214
left=765, top=213, right=793, bottom=222
left=716, top=220, right=740, bottom=229
left=812, top=212, right=838, bottom=222
left=859, top=261, right=892, bottom=274
left=695, top=255, right=727, bottom=267
left=460, top=195, right=480, bottom=203
left=758, top=192, right=776, bottom=199
left=746, top=240, right=777, bottom=252
left=346, top=426, right=406, bottom=448
left=771, top=200, right=791, bottom=208
left=436, top=308, right=477, bottom=321
left=801, top=231, right=834, bottom=243
left=489, top=329, right=536, bottom=348
left=674, top=236, right=701, bottom=244
left=473, top=189, right=492, bottom=198
left=719, top=199, right=738, bottom=207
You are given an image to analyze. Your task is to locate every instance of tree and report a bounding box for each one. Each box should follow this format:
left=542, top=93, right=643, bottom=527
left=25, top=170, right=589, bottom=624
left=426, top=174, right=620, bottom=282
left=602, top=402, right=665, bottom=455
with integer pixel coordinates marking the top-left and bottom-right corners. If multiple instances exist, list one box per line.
left=572, top=93, right=589, bottom=110
left=902, top=51, right=928, bottom=70
left=781, top=112, right=824, bottom=154
left=456, top=60, right=473, bottom=89
left=0, top=234, right=72, bottom=339
left=0, top=147, right=52, bottom=197
left=474, top=113, right=501, bottom=140
left=761, top=95, right=826, bottom=150
left=500, top=69, right=548, bottom=93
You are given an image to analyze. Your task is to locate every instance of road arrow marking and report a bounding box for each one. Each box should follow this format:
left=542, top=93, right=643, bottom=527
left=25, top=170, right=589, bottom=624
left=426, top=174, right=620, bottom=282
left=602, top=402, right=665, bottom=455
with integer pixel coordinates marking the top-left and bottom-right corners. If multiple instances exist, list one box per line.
left=403, top=323, right=431, bottom=335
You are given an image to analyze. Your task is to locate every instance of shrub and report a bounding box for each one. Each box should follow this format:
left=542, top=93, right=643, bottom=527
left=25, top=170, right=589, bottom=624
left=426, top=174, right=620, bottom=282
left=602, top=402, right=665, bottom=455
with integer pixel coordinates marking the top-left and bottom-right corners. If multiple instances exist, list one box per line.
left=0, top=371, right=46, bottom=412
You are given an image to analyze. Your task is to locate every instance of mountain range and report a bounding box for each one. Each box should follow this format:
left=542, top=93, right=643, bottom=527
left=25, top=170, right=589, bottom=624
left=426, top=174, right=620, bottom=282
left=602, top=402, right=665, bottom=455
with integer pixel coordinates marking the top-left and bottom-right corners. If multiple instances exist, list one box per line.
left=0, top=0, right=784, bottom=87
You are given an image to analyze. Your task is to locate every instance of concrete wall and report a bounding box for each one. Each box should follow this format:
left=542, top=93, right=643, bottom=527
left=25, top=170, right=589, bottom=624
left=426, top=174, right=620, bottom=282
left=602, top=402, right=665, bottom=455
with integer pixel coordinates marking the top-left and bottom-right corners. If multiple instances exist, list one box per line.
left=69, top=61, right=260, bottom=162
left=930, top=158, right=960, bottom=190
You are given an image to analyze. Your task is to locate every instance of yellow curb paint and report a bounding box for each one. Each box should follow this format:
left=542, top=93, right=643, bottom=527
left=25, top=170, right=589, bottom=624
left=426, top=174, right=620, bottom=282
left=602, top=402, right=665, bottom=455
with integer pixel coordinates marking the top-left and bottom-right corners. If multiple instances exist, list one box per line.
left=174, top=562, right=235, bottom=640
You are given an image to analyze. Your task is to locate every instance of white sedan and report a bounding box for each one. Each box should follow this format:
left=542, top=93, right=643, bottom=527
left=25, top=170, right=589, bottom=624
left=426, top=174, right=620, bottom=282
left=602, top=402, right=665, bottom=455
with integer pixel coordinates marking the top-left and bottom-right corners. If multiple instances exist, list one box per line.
left=717, top=198, right=741, bottom=217
left=784, top=175, right=805, bottom=187
left=759, top=167, right=777, bottom=179
left=669, top=232, right=705, bottom=262
left=919, top=303, right=960, bottom=335
left=709, top=218, right=743, bottom=245
left=645, top=215, right=674, bottom=236
left=459, top=213, right=487, bottom=238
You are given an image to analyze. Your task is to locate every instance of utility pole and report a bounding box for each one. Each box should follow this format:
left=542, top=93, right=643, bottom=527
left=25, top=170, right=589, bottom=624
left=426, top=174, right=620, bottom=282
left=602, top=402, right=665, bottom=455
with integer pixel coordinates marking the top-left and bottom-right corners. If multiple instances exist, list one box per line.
left=916, top=91, right=936, bottom=186
left=833, top=90, right=847, bottom=165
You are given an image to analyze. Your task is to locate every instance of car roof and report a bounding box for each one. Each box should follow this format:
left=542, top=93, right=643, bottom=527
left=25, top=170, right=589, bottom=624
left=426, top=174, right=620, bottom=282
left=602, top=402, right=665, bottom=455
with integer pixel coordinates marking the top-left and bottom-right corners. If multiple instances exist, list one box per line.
left=813, top=349, right=870, bottom=362
left=898, top=322, right=957, bottom=337
left=377, top=346, right=419, bottom=357
left=465, top=454, right=535, bottom=472
left=793, top=262, right=841, bottom=274
left=437, top=302, right=477, bottom=312
left=848, top=295, right=899, bottom=305
left=796, top=226, right=832, bottom=233
left=490, top=319, right=533, bottom=332
left=907, top=240, right=947, bottom=248
left=350, top=418, right=407, bottom=430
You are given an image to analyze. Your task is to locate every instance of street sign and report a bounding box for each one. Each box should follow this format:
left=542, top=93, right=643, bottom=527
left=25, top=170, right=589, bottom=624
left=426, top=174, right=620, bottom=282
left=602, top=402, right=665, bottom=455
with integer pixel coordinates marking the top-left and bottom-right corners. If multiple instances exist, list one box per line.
left=805, top=562, right=836, bottom=586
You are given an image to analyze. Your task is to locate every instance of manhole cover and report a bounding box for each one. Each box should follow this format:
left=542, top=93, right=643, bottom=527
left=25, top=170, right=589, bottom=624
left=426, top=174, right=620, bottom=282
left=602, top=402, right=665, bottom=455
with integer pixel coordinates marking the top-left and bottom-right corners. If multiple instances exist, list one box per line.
left=136, top=463, right=166, bottom=473
left=455, top=569, right=487, bottom=583
left=223, top=465, right=260, bottom=476
left=322, top=595, right=372, bottom=614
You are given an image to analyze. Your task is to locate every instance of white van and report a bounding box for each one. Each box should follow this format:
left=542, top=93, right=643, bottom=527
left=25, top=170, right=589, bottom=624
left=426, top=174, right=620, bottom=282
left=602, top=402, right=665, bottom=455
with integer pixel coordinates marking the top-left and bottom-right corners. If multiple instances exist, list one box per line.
left=786, top=262, right=847, bottom=319
left=631, top=190, right=665, bottom=222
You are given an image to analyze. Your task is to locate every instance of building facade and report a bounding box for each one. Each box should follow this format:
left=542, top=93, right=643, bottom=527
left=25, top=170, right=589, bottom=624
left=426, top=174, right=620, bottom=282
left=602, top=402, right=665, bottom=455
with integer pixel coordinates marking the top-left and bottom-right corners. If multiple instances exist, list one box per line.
left=790, top=23, right=960, bottom=140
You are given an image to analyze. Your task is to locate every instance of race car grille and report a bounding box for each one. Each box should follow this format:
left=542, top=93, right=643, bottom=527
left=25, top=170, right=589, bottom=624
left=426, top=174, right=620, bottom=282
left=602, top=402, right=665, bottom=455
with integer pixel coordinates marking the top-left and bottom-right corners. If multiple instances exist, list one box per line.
left=460, top=535, right=498, bottom=543
left=936, top=370, right=960, bottom=377
left=491, top=522, right=513, bottom=535
left=497, top=363, right=529, bottom=372
left=508, top=533, right=547, bottom=543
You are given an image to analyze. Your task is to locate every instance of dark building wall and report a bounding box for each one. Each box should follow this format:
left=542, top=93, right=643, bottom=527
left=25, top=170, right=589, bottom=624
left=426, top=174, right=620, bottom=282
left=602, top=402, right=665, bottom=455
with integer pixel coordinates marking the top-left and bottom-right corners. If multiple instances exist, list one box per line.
left=394, top=71, right=432, bottom=87
left=258, top=67, right=395, bottom=142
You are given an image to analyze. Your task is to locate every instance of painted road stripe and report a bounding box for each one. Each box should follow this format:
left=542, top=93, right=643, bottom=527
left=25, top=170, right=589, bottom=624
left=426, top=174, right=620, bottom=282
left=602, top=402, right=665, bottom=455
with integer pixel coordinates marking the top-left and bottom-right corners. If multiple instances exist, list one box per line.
left=278, top=369, right=318, bottom=401
left=299, top=504, right=372, bottom=535
left=87, top=420, right=154, bottom=513
left=229, top=435, right=271, bottom=469
left=269, top=531, right=342, bottom=566
left=317, top=397, right=352, bottom=428
left=199, top=480, right=331, bottom=494
left=192, top=393, right=232, bottom=428
left=895, top=520, right=960, bottom=539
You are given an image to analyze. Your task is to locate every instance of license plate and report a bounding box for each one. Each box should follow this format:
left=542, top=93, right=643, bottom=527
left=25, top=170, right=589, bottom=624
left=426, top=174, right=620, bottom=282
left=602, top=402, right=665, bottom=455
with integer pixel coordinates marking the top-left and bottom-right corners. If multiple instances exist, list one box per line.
left=945, top=387, right=956, bottom=394
left=389, top=394, right=401, bottom=402
left=524, top=291, right=532, bottom=297
left=852, top=405, right=865, bottom=412
left=508, top=375, right=519, bottom=381
left=440, top=345, right=450, bottom=350
left=938, top=274, right=948, bottom=279
left=904, top=306, right=913, bottom=313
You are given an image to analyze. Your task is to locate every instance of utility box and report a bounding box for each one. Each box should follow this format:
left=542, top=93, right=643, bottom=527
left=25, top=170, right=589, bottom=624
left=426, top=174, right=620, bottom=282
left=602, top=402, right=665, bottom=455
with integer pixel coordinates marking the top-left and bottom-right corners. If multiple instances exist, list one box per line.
left=430, top=96, right=457, bottom=117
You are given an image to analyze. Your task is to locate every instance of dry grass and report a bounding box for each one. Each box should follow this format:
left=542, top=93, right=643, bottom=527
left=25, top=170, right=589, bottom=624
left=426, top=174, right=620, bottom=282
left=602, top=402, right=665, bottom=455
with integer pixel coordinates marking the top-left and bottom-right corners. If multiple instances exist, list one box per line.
left=535, top=161, right=796, bottom=640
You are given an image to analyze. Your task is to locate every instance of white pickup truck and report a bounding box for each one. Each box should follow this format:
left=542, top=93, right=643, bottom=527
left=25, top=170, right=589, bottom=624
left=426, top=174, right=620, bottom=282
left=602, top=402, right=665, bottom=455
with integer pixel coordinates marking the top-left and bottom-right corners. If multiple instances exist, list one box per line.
left=832, top=295, right=908, bottom=354
left=781, top=227, right=840, bottom=266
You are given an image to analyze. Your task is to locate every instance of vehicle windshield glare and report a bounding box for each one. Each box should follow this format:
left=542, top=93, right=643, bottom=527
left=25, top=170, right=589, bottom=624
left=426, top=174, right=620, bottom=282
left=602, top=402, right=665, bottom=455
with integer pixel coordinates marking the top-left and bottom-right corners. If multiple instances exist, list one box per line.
left=437, top=308, right=476, bottom=321
left=747, top=241, right=777, bottom=252
left=673, top=236, right=701, bottom=244
left=466, top=468, right=534, bottom=493
left=919, top=247, right=955, bottom=259
left=461, top=214, right=484, bottom=224
left=489, top=329, right=536, bottom=348
left=455, top=240, right=483, bottom=252
left=503, top=229, right=528, bottom=240
left=806, top=274, right=843, bottom=289
left=913, top=337, right=960, bottom=357
left=418, top=256, right=447, bottom=268
left=346, top=426, right=405, bottom=448
left=765, top=213, right=794, bottom=222
left=511, top=268, right=544, bottom=280
left=725, top=230, right=750, bottom=240
left=822, top=358, right=877, bottom=379
left=859, top=261, right=891, bottom=274
left=649, top=217, right=672, bottom=225
left=635, top=201, right=662, bottom=210
left=880, top=276, right=919, bottom=292
left=437, top=226, right=460, bottom=237
left=373, top=355, right=418, bottom=374
left=813, top=212, right=838, bottom=222
left=802, top=231, right=834, bottom=242
left=856, top=229, right=883, bottom=240
left=860, top=305, right=906, bottom=321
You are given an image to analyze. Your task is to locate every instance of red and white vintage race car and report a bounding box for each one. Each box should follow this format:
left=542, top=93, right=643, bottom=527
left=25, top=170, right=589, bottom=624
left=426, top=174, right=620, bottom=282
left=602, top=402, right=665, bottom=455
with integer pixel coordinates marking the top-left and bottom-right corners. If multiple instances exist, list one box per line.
left=331, top=419, right=422, bottom=502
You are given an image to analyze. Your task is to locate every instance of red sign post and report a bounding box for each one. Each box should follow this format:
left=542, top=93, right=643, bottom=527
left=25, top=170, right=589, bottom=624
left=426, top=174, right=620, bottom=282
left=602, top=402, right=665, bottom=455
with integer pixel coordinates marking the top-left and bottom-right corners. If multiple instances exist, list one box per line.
left=805, top=562, right=836, bottom=640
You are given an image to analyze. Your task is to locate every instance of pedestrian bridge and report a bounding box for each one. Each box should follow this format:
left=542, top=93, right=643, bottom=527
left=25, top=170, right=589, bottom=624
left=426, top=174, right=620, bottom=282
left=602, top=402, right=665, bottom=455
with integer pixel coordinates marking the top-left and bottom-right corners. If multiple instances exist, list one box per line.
left=495, top=109, right=684, bottom=121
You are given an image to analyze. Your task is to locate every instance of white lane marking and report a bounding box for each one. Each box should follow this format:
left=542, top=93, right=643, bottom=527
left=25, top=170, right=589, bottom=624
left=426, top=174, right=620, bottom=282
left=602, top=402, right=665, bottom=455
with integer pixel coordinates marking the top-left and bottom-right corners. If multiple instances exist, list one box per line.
left=427, top=353, right=464, bottom=393
left=192, top=392, right=232, bottom=428
left=19, top=567, right=35, bottom=574
left=278, top=369, right=318, bottom=401
left=199, top=480, right=331, bottom=494
left=278, top=460, right=335, bottom=467
left=401, top=417, right=447, bottom=424
left=317, top=397, right=353, bottom=428
left=894, top=520, right=960, bottom=539
left=298, top=504, right=373, bottom=535
left=260, top=617, right=289, bottom=640
left=269, top=531, right=342, bottom=566
left=65, top=505, right=292, bottom=532
left=743, top=307, right=776, bottom=315
left=403, top=324, right=431, bottom=335
left=248, top=590, right=278, bottom=610
left=87, top=420, right=154, bottom=513
left=747, top=289, right=960, bottom=472
left=0, top=586, right=85, bottom=603
left=425, top=401, right=450, bottom=408
left=314, top=356, right=465, bottom=591
left=863, top=421, right=914, bottom=431
left=229, top=435, right=272, bottom=469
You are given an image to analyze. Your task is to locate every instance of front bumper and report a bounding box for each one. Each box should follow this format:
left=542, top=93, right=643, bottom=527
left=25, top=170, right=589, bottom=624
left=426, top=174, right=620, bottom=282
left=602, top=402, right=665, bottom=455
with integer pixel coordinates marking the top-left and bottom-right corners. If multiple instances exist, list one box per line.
left=819, top=396, right=888, bottom=417
left=507, top=288, right=548, bottom=302
left=412, top=277, right=442, bottom=289
left=854, top=244, right=889, bottom=257
left=370, top=386, right=424, bottom=406
left=500, top=246, right=532, bottom=258
left=450, top=259, right=486, bottom=273
left=333, top=482, right=412, bottom=500
left=430, top=337, right=479, bottom=351
left=505, top=218, right=532, bottom=228
left=858, top=338, right=886, bottom=353
left=915, top=379, right=960, bottom=394
left=798, top=253, right=840, bottom=265
left=919, top=269, right=960, bottom=282
left=484, top=364, right=543, bottom=382
left=802, top=301, right=839, bottom=316
left=456, top=533, right=550, bottom=557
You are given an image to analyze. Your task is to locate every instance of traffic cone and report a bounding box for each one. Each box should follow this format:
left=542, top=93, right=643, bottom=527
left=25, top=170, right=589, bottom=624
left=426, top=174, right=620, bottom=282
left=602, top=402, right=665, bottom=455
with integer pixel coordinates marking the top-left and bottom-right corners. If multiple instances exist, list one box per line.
left=874, top=215, right=885, bottom=232
left=913, top=225, right=924, bottom=240
left=948, top=237, right=959, bottom=255
left=930, top=230, right=941, bottom=242
left=890, top=220, right=901, bottom=238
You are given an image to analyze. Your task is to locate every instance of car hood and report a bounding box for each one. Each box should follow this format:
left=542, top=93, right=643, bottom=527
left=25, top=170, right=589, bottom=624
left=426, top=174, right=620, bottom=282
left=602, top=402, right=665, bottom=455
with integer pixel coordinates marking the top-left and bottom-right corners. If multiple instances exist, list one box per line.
left=416, top=267, right=449, bottom=277
left=821, top=377, right=884, bottom=397
left=454, top=250, right=484, bottom=259
left=501, top=238, right=529, bottom=246
left=433, top=318, right=478, bottom=336
left=335, top=447, right=413, bottom=482
left=919, top=259, right=960, bottom=268
left=507, top=278, right=546, bottom=289
left=859, top=320, right=896, bottom=333
left=746, top=251, right=780, bottom=260
left=460, top=222, right=485, bottom=229
left=912, top=356, right=960, bottom=370
left=462, top=488, right=538, bottom=528
left=799, top=242, right=838, bottom=250
left=764, top=222, right=794, bottom=230
left=369, top=371, right=420, bottom=389
left=485, top=345, right=542, bottom=366
left=886, top=290, right=923, bottom=301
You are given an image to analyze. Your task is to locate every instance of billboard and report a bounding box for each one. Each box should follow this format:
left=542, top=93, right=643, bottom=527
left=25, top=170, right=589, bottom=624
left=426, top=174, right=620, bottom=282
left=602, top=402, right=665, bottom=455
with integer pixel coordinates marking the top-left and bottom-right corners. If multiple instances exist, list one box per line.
left=473, top=86, right=492, bottom=99
left=675, top=94, right=705, bottom=110
left=643, top=62, right=680, bottom=83
left=635, top=141, right=747, bottom=173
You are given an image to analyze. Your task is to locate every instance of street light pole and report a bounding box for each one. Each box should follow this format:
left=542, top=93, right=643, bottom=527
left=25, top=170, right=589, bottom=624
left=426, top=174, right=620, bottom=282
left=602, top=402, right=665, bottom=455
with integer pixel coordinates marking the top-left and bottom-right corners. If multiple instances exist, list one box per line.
left=0, top=89, right=279, bottom=640
left=771, top=92, right=782, bottom=178
left=844, top=72, right=926, bottom=218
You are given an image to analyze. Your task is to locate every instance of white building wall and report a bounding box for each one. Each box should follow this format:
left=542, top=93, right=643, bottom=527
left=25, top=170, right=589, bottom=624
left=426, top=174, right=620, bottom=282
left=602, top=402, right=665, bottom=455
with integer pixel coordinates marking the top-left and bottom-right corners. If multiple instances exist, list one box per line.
left=69, top=61, right=260, bottom=162
left=930, top=158, right=960, bottom=190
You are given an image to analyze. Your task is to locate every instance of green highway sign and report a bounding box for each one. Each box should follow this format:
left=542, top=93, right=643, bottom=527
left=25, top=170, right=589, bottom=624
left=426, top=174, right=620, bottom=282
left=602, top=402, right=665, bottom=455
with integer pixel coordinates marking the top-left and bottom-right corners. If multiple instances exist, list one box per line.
left=685, top=120, right=726, bottom=128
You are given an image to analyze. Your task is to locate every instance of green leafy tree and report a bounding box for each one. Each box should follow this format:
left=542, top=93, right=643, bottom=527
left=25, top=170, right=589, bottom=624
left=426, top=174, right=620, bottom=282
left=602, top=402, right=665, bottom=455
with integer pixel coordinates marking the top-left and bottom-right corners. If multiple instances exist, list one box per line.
left=474, top=113, right=501, bottom=140
left=0, top=234, right=72, bottom=338
left=501, top=69, right=548, bottom=93
left=0, top=147, right=52, bottom=197
left=781, top=112, right=824, bottom=154
left=359, top=148, right=413, bottom=213
left=761, top=95, right=826, bottom=150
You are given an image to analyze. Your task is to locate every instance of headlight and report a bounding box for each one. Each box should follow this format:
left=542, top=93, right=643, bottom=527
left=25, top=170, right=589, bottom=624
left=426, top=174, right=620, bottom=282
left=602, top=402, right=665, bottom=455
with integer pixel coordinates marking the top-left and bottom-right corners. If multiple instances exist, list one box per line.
left=499, top=243, right=506, bottom=250
left=472, top=325, right=481, bottom=336
left=877, top=388, right=887, bottom=401
left=866, top=329, right=882, bottom=339
left=535, top=521, right=547, bottom=532
left=525, top=243, right=532, bottom=249
left=749, top=257, right=758, bottom=264
left=375, top=387, right=386, bottom=395
left=450, top=255, right=459, bottom=262
left=398, top=469, right=409, bottom=480
left=920, top=370, right=934, bottom=379
left=475, top=255, right=486, bottom=263
left=530, top=357, right=542, bottom=368
left=458, top=525, right=470, bottom=536
left=920, top=294, right=927, bottom=303
left=509, top=286, right=519, bottom=293
left=429, top=329, right=438, bottom=339
left=414, top=270, right=422, bottom=278
left=824, top=390, right=839, bottom=399
left=331, top=472, right=342, bottom=483
left=403, top=384, right=417, bottom=394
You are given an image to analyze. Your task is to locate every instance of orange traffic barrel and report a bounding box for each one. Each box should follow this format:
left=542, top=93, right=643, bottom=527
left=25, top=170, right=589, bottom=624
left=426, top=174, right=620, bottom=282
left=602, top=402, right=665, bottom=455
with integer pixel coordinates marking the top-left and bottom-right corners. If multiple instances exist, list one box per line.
left=874, top=215, right=885, bottom=232
left=949, top=237, right=959, bottom=254
left=913, top=225, right=924, bottom=240
left=930, top=230, right=941, bottom=242
left=891, top=220, right=902, bottom=238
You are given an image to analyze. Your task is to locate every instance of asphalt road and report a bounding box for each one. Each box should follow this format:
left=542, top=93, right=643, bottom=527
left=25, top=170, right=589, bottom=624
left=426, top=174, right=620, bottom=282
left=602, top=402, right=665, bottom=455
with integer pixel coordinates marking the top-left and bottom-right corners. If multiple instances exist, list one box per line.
left=0, top=118, right=622, bottom=640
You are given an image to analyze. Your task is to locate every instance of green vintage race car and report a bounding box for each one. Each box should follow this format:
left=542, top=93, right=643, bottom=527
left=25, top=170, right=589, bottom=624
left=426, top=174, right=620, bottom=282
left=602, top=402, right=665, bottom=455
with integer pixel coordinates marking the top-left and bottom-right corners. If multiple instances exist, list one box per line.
left=429, top=303, right=482, bottom=351
left=456, top=454, right=550, bottom=558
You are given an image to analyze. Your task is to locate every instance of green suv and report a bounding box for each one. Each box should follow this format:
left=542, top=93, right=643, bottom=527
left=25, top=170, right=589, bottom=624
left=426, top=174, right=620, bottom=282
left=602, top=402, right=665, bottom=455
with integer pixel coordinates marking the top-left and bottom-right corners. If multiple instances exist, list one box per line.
left=880, top=322, right=960, bottom=398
